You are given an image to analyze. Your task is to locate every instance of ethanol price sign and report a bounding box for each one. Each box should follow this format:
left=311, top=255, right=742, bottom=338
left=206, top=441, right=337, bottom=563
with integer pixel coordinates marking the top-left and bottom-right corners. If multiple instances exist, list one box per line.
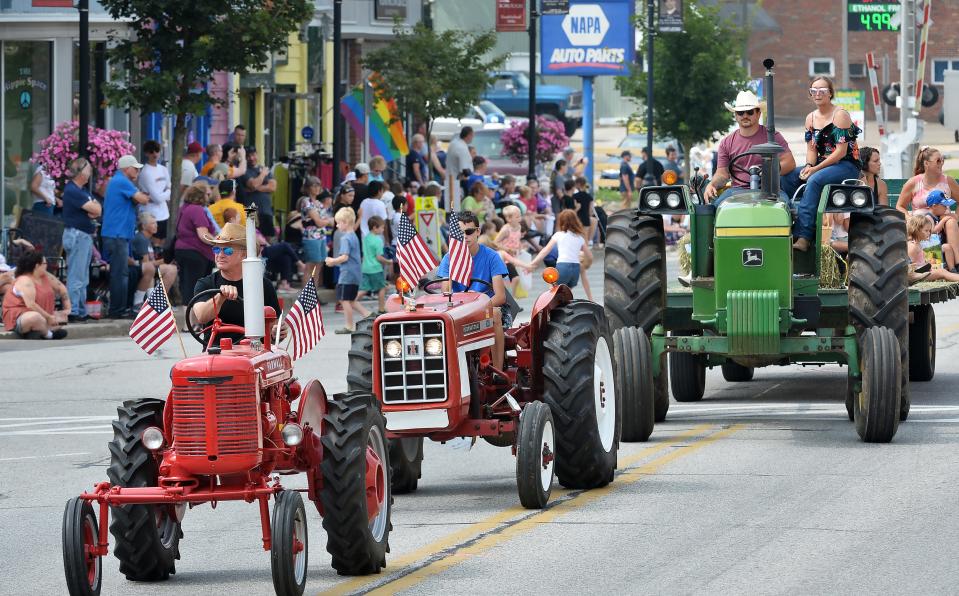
left=848, top=0, right=899, bottom=31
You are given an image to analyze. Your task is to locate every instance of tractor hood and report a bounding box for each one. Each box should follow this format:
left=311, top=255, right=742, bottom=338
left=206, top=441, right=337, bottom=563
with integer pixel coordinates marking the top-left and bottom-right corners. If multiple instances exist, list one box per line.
left=715, top=193, right=791, bottom=230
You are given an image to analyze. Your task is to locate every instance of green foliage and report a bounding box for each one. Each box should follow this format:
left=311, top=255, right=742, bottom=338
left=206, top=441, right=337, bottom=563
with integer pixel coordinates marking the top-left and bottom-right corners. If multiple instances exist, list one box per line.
left=617, top=2, right=747, bottom=173
left=361, top=23, right=508, bottom=125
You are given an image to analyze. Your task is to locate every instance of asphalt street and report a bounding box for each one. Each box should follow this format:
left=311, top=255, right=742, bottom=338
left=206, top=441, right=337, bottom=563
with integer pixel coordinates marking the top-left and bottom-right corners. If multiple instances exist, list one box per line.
left=4, top=250, right=959, bottom=595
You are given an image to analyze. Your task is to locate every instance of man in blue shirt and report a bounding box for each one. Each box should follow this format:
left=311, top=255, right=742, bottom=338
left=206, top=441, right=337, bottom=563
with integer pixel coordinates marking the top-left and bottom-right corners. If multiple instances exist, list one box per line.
left=437, top=211, right=510, bottom=371
left=102, top=155, right=150, bottom=317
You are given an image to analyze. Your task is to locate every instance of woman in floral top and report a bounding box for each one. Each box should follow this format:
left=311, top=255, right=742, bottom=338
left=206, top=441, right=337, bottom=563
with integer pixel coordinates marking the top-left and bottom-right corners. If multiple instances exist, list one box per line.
left=790, top=76, right=862, bottom=252
left=298, top=177, right=334, bottom=289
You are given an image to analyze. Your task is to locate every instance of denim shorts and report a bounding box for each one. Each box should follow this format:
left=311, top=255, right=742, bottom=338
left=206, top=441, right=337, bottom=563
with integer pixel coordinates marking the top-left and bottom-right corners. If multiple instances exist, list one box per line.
left=556, top=262, right=580, bottom=288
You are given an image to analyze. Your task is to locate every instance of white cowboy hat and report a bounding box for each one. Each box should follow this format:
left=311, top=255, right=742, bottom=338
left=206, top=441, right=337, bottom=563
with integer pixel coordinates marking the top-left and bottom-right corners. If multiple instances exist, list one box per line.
left=724, top=90, right=761, bottom=112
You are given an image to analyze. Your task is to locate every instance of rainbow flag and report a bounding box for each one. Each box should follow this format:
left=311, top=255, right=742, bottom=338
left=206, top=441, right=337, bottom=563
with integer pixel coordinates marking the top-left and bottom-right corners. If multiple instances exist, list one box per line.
left=340, top=78, right=408, bottom=161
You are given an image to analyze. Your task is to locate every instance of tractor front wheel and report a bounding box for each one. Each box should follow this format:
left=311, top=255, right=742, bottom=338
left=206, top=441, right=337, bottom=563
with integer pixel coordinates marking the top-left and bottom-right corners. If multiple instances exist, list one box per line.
left=543, top=301, right=619, bottom=489
left=854, top=326, right=902, bottom=443
left=604, top=213, right=666, bottom=335
left=670, top=352, right=706, bottom=402
left=271, top=491, right=308, bottom=596
left=321, top=392, right=391, bottom=575
left=515, top=401, right=556, bottom=509
left=62, top=497, right=101, bottom=596
left=613, top=327, right=655, bottom=442
left=388, top=437, right=423, bottom=494
left=909, top=305, right=936, bottom=382
left=721, top=360, right=754, bottom=382
left=107, top=399, right=180, bottom=582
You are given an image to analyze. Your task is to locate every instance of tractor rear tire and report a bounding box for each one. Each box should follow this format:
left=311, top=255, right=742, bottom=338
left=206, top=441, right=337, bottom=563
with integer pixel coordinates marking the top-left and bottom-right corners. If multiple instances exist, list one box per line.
left=62, top=497, right=101, bottom=596
left=654, top=353, right=670, bottom=422
left=347, top=318, right=374, bottom=392
left=604, top=213, right=667, bottom=335
left=613, top=327, right=655, bottom=442
left=388, top=437, right=423, bottom=494
left=721, top=360, right=754, bottom=382
left=515, top=401, right=556, bottom=509
left=543, top=301, right=619, bottom=489
left=321, top=392, right=391, bottom=575
left=848, top=208, right=910, bottom=421
left=670, top=352, right=706, bottom=402
left=271, top=490, right=308, bottom=596
left=854, top=326, right=901, bottom=443
left=909, top=305, right=936, bottom=382
left=106, top=399, right=180, bottom=582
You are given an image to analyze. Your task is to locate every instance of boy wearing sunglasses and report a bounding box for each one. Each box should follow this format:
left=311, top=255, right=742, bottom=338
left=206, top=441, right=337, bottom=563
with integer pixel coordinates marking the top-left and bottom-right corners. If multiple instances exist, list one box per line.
left=704, top=90, right=797, bottom=204
left=437, top=211, right=511, bottom=372
left=191, top=222, right=281, bottom=345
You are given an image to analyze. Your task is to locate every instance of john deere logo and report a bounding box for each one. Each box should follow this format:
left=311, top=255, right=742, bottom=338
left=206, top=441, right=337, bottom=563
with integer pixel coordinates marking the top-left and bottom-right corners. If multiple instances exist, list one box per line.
left=742, top=249, right=763, bottom=267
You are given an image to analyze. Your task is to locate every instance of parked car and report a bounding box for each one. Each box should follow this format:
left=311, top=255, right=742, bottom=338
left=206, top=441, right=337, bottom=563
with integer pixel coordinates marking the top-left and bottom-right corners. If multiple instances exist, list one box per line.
left=482, top=71, right=582, bottom=136
left=600, top=135, right=685, bottom=181
left=431, top=101, right=527, bottom=142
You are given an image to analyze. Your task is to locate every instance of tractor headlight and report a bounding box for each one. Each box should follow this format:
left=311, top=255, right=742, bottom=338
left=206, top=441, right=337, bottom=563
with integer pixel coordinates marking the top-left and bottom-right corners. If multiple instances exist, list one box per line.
left=645, top=192, right=662, bottom=209
left=850, top=189, right=869, bottom=207
left=142, top=427, right=164, bottom=451
left=425, top=337, right=443, bottom=356
left=281, top=423, right=304, bottom=447
left=666, top=191, right=682, bottom=208
left=830, top=190, right=847, bottom=207
left=384, top=340, right=402, bottom=359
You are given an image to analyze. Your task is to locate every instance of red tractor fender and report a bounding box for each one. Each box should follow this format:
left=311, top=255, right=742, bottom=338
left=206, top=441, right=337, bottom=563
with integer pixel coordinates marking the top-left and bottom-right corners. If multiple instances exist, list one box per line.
left=296, top=379, right=327, bottom=440
left=519, top=284, right=575, bottom=350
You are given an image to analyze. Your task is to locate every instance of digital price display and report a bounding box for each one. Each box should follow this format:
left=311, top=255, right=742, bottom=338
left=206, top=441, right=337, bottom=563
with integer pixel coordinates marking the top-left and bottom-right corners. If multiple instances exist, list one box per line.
left=848, top=1, right=900, bottom=31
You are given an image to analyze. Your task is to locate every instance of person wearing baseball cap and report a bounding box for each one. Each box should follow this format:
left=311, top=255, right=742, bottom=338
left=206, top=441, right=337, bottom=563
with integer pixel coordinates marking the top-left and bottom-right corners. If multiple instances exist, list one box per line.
left=190, top=222, right=281, bottom=345
left=182, top=141, right=205, bottom=188
left=925, top=189, right=959, bottom=269
left=102, top=155, right=150, bottom=318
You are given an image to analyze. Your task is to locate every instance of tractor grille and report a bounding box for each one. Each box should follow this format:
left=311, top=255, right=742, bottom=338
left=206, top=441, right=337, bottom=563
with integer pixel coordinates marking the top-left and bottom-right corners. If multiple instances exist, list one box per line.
left=172, top=383, right=260, bottom=456
left=379, top=320, right=448, bottom=404
left=568, top=91, right=582, bottom=110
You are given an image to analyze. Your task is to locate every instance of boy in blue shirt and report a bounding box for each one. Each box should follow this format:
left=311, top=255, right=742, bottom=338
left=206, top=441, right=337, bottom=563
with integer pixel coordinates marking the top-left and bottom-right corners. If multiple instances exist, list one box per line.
left=437, top=211, right=510, bottom=371
left=325, top=208, right=370, bottom=333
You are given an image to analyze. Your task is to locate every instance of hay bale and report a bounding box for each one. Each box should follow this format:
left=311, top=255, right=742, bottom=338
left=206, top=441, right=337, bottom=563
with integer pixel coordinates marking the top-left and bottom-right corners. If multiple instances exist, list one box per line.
left=819, top=243, right=846, bottom=289
left=677, top=232, right=692, bottom=275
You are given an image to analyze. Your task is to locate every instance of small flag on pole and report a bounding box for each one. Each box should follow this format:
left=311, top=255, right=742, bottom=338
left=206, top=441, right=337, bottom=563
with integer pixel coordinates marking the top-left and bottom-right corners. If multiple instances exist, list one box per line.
left=129, top=279, right=177, bottom=355
left=285, top=278, right=325, bottom=360
left=396, top=213, right=438, bottom=285
left=446, top=212, right=473, bottom=287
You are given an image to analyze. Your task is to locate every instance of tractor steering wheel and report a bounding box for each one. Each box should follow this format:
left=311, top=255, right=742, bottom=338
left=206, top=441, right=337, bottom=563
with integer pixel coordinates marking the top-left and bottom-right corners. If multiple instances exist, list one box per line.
left=726, top=151, right=760, bottom=187
left=420, top=277, right=494, bottom=295
left=185, top=288, right=246, bottom=347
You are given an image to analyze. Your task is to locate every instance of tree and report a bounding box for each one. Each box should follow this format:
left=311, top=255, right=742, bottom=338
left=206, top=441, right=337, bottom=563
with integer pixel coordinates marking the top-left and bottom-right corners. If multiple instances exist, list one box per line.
left=361, top=23, right=508, bottom=174
left=100, top=0, right=312, bottom=226
left=617, top=2, right=748, bottom=180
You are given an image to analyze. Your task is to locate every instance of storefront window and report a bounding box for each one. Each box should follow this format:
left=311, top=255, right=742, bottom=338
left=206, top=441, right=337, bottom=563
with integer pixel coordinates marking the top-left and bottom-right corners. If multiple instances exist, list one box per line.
left=2, top=41, right=53, bottom=222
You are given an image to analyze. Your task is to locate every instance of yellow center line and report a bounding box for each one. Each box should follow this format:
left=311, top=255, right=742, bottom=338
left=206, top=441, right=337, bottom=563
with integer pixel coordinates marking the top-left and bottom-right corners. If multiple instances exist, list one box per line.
left=319, top=423, right=720, bottom=596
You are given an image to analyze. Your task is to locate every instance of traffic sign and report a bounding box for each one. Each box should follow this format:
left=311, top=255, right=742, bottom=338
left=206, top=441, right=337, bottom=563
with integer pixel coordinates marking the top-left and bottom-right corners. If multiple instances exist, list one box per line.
left=847, top=1, right=899, bottom=31
left=301, top=126, right=314, bottom=140
left=541, top=0, right=570, bottom=15
left=541, top=0, right=634, bottom=76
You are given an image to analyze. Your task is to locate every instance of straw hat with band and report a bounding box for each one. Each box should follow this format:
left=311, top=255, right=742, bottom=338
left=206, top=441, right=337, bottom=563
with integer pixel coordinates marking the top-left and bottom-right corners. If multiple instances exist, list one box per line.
left=208, top=222, right=247, bottom=250
left=724, top=90, right=762, bottom=113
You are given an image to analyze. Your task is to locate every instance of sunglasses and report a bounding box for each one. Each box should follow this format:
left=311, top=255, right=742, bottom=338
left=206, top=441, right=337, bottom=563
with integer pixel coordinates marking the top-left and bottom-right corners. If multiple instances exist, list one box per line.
left=929, top=157, right=944, bottom=164
left=212, top=246, right=235, bottom=256
left=735, top=109, right=757, bottom=117
left=461, top=228, right=479, bottom=236
left=809, top=88, right=830, bottom=97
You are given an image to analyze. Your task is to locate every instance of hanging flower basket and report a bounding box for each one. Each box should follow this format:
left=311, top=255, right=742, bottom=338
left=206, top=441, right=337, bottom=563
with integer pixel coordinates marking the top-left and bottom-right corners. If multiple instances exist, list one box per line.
left=31, top=121, right=136, bottom=191
left=500, top=116, right=569, bottom=165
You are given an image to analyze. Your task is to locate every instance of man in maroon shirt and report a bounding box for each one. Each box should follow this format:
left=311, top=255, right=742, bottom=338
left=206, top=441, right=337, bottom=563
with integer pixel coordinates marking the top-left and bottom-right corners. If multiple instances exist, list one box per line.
left=704, top=90, right=797, bottom=204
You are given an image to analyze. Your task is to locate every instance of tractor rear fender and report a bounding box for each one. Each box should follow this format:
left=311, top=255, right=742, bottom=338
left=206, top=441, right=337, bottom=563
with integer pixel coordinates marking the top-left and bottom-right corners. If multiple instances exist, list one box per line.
left=524, top=284, right=574, bottom=348
left=296, top=379, right=328, bottom=438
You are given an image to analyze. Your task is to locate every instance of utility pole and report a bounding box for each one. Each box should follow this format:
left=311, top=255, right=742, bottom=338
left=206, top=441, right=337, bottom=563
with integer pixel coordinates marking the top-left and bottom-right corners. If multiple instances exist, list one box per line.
left=332, top=0, right=343, bottom=188
left=528, top=0, right=538, bottom=180
left=645, top=0, right=654, bottom=181
left=78, top=0, right=90, bottom=159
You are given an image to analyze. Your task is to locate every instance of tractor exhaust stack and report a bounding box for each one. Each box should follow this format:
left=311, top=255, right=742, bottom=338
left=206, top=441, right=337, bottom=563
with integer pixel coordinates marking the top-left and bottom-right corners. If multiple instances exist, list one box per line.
left=243, top=205, right=266, bottom=340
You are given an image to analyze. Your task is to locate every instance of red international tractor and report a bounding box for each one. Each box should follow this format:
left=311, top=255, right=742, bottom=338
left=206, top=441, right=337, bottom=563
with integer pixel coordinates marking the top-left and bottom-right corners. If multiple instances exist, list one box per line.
left=347, top=269, right=642, bottom=509
left=61, top=217, right=391, bottom=596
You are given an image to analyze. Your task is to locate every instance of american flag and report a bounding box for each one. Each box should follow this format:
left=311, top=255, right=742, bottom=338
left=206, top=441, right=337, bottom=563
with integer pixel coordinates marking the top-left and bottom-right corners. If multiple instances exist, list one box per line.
left=285, top=278, right=325, bottom=360
left=396, top=213, right=438, bottom=285
left=446, top=212, right=473, bottom=287
left=129, top=279, right=176, bottom=355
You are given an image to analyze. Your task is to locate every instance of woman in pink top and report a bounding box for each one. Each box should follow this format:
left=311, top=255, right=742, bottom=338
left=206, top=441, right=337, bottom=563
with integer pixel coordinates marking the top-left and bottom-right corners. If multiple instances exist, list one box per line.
left=897, top=146, right=959, bottom=215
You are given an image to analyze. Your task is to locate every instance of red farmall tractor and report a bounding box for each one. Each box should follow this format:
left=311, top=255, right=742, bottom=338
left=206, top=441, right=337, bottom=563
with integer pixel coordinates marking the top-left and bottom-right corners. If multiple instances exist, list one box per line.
left=348, top=270, right=638, bottom=509
left=61, top=217, right=391, bottom=596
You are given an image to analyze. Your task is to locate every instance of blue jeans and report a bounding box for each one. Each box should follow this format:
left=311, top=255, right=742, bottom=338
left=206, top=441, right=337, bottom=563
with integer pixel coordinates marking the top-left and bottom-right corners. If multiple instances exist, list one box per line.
left=32, top=202, right=54, bottom=215
left=62, top=227, right=93, bottom=316
left=795, top=161, right=861, bottom=241
left=103, top=236, right=131, bottom=315
left=556, top=262, right=580, bottom=288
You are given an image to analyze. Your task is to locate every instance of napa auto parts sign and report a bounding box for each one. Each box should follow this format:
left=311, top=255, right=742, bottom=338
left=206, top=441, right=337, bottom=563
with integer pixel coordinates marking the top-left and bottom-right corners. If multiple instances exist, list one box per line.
left=541, top=0, right=634, bottom=76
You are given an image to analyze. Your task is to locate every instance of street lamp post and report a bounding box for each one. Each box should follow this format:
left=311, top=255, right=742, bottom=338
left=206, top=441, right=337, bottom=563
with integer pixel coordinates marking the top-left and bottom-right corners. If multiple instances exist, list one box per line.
left=644, top=0, right=655, bottom=186
left=78, top=0, right=90, bottom=159
left=332, top=0, right=343, bottom=188
left=528, top=0, right=537, bottom=180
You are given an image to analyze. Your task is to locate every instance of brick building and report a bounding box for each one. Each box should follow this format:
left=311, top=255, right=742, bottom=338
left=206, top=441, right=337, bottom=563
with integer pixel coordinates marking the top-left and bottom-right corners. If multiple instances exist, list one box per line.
left=747, top=0, right=959, bottom=122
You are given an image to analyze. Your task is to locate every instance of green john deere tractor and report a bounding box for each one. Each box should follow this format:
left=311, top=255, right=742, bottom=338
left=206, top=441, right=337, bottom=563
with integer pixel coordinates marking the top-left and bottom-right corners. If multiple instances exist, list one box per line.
left=605, top=58, right=955, bottom=443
